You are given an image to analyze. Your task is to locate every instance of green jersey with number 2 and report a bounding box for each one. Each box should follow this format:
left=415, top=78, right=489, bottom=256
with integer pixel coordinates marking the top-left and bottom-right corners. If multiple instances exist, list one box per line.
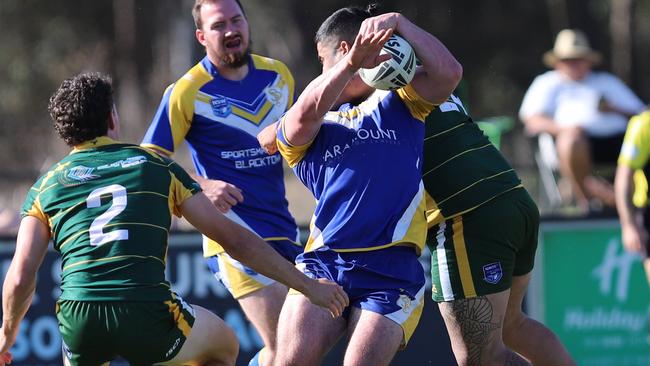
left=21, top=137, right=201, bottom=301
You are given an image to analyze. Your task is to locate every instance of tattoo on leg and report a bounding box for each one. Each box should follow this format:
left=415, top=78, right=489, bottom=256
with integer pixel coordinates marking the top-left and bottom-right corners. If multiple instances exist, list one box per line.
left=446, top=297, right=501, bottom=365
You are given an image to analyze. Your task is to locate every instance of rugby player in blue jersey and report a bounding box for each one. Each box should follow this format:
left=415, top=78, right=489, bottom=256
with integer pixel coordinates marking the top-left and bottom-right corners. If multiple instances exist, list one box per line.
left=142, top=1, right=303, bottom=364
left=260, top=6, right=461, bottom=365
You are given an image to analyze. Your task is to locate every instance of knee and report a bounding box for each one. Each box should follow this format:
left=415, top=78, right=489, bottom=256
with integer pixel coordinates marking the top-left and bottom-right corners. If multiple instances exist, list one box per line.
left=556, top=128, right=587, bottom=155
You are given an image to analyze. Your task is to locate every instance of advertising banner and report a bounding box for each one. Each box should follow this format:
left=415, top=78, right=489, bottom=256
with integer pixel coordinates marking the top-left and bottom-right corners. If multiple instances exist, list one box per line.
left=0, top=233, right=455, bottom=365
left=528, top=220, right=650, bottom=366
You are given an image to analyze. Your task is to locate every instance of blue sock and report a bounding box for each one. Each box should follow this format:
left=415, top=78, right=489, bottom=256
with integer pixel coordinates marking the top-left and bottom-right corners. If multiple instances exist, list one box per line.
left=248, top=347, right=265, bottom=366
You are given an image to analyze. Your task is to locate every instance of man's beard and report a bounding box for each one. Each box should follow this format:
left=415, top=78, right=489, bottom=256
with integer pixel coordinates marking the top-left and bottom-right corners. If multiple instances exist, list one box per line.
left=221, top=40, right=252, bottom=69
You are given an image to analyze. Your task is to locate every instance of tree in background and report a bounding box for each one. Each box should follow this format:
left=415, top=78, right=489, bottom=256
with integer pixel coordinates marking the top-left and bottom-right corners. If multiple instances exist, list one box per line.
left=0, top=0, right=648, bottom=221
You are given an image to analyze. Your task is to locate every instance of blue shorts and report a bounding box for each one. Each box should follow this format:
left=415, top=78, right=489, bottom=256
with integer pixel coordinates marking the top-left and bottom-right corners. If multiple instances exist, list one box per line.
left=294, top=245, right=425, bottom=346
left=206, top=239, right=302, bottom=299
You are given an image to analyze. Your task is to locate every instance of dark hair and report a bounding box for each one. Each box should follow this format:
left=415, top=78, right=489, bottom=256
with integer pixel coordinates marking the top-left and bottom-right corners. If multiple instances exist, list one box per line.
left=192, top=0, right=246, bottom=30
left=314, top=4, right=380, bottom=46
left=48, top=73, right=114, bottom=146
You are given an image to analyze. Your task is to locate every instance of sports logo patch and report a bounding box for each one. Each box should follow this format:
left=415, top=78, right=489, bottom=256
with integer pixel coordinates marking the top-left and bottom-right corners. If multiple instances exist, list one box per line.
left=62, top=340, right=73, bottom=360
left=482, top=262, right=503, bottom=284
left=397, top=294, right=412, bottom=313
left=67, top=165, right=99, bottom=182
left=211, top=95, right=231, bottom=117
left=59, top=165, right=101, bottom=186
left=265, top=86, right=283, bottom=106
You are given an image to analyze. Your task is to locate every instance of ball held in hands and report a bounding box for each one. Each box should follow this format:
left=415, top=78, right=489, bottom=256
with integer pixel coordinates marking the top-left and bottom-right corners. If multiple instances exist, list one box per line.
left=359, top=34, right=417, bottom=90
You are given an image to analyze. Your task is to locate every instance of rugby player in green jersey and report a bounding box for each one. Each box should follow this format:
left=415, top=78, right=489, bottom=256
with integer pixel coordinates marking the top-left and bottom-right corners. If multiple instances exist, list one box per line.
left=0, top=73, right=348, bottom=366
left=423, top=91, right=575, bottom=365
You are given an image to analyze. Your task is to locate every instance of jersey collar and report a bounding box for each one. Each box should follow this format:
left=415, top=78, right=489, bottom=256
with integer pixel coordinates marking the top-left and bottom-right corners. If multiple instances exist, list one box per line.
left=71, top=136, right=119, bottom=154
left=200, top=55, right=254, bottom=82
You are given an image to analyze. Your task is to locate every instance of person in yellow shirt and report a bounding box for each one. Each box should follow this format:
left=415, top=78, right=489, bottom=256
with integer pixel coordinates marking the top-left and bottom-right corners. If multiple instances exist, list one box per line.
left=615, top=110, right=650, bottom=286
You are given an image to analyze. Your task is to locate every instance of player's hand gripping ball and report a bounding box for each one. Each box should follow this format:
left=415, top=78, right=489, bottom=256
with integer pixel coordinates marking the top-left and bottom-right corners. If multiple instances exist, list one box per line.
left=359, top=34, right=416, bottom=90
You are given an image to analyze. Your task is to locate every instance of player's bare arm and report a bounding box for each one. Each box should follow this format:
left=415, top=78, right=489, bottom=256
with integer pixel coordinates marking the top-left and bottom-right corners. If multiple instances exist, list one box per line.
left=0, top=216, right=51, bottom=364
left=180, top=193, right=349, bottom=317
left=360, top=12, right=462, bottom=104
left=615, top=165, right=648, bottom=253
left=282, top=29, right=393, bottom=146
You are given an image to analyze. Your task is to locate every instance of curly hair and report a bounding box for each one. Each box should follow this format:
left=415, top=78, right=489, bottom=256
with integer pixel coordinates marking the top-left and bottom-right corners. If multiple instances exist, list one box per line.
left=48, top=73, right=114, bottom=146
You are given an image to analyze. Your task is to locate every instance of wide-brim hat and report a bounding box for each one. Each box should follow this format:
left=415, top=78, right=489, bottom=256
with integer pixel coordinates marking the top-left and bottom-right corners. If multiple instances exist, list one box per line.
left=543, top=29, right=602, bottom=67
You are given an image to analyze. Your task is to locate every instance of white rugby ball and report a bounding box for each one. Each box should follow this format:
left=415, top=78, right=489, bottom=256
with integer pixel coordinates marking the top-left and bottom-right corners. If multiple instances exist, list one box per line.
left=359, top=34, right=416, bottom=90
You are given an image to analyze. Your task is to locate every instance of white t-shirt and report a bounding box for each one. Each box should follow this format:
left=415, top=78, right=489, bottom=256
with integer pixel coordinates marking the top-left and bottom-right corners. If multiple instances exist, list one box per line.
left=519, top=70, right=645, bottom=137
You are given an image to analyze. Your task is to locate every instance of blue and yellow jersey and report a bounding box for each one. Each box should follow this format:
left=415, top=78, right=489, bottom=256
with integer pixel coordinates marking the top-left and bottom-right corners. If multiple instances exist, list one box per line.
left=21, top=137, right=201, bottom=301
left=277, top=85, right=433, bottom=254
left=618, top=111, right=650, bottom=208
left=142, top=55, right=300, bottom=256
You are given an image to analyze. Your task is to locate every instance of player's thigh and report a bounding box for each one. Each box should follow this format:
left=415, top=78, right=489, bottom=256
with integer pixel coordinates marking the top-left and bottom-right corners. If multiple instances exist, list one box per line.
left=428, top=188, right=539, bottom=302
left=237, top=281, right=288, bottom=345
left=159, top=304, right=238, bottom=366
left=57, top=300, right=118, bottom=366
left=275, top=294, right=346, bottom=365
left=344, top=308, right=403, bottom=366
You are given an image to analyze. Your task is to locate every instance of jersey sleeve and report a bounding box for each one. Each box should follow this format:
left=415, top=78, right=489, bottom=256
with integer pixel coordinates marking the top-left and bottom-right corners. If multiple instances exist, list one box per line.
left=167, top=160, right=202, bottom=217
left=20, top=177, right=50, bottom=227
left=396, top=84, right=436, bottom=122
left=142, top=75, right=202, bottom=156
left=276, top=115, right=316, bottom=168
left=618, top=111, right=650, bottom=169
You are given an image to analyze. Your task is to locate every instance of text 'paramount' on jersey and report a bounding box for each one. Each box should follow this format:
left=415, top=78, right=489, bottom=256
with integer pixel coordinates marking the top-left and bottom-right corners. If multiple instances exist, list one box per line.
left=277, top=85, right=433, bottom=254
left=142, top=55, right=299, bottom=256
left=21, top=137, right=201, bottom=301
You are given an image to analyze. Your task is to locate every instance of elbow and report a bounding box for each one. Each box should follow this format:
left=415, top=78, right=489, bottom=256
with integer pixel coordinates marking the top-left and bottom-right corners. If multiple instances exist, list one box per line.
left=444, top=61, right=463, bottom=91
left=451, top=61, right=463, bottom=85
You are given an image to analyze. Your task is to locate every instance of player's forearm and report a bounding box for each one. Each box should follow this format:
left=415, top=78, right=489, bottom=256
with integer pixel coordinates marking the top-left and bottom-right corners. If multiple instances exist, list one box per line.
left=2, top=265, right=36, bottom=338
left=615, top=165, right=638, bottom=227
left=396, top=14, right=462, bottom=104
left=284, top=58, right=356, bottom=146
left=2, top=217, right=49, bottom=339
left=181, top=194, right=313, bottom=293
left=225, top=226, right=312, bottom=293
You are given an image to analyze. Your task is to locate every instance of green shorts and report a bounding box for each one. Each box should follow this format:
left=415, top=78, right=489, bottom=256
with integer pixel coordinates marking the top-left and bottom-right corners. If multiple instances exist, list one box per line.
left=427, top=188, right=539, bottom=302
left=56, top=294, right=195, bottom=366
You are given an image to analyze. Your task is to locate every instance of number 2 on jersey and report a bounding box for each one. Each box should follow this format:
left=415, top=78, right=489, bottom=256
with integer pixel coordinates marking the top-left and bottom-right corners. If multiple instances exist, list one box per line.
left=86, top=184, right=129, bottom=246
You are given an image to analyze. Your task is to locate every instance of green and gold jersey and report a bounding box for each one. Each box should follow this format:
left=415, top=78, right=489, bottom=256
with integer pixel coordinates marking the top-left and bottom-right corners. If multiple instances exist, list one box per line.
left=423, top=94, right=522, bottom=227
left=21, top=137, right=201, bottom=301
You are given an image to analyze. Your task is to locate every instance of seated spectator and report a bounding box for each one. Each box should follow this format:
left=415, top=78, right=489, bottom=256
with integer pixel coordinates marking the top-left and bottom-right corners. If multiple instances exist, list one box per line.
left=519, top=28, right=645, bottom=211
